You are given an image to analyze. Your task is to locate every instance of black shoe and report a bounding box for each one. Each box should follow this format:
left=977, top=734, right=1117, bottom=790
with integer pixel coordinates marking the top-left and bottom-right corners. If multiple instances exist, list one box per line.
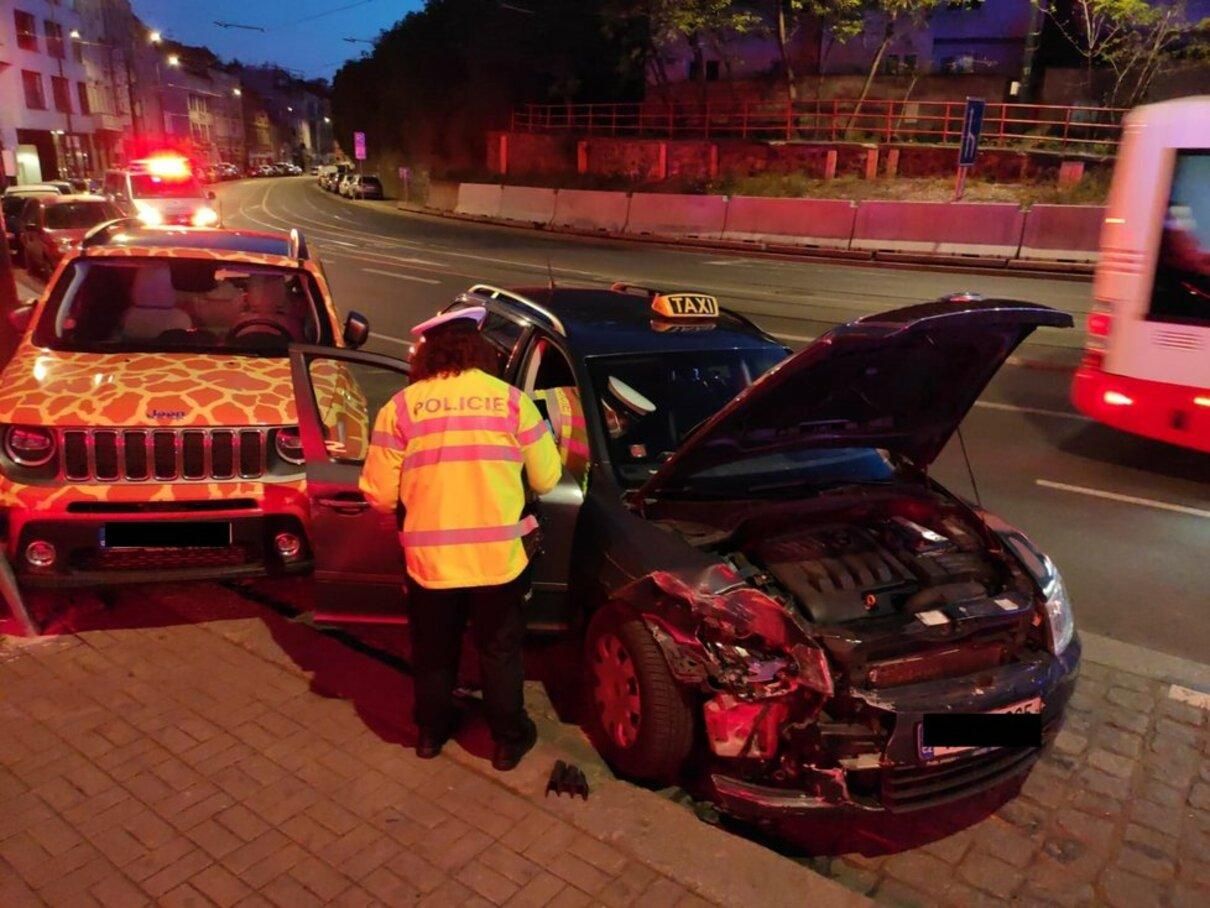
left=415, top=720, right=457, bottom=759
left=492, top=718, right=538, bottom=771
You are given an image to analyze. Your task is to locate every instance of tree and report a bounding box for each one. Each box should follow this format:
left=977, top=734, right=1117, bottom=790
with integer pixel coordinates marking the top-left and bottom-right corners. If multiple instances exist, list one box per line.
left=1039, top=0, right=1210, bottom=105
left=605, top=1, right=759, bottom=101
left=845, top=0, right=942, bottom=133
left=768, top=0, right=864, bottom=104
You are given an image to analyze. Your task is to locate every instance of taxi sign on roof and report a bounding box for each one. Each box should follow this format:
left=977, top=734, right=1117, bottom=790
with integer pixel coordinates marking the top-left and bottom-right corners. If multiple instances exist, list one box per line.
left=652, top=293, right=719, bottom=319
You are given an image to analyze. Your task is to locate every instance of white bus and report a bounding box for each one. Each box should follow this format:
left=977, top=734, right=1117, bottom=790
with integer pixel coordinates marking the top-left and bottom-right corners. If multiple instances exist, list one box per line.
left=1073, top=96, right=1210, bottom=453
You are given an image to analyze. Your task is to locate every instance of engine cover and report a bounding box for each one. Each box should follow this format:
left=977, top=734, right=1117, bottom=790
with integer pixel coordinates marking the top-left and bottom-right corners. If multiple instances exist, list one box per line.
left=753, top=526, right=915, bottom=623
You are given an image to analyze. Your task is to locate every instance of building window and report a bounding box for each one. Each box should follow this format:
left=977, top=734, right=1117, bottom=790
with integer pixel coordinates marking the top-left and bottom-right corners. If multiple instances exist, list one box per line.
left=45, top=20, right=64, bottom=58
left=22, top=70, right=46, bottom=110
left=52, top=75, right=72, bottom=113
left=15, top=10, right=38, bottom=51
left=77, top=82, right=91, bottom=114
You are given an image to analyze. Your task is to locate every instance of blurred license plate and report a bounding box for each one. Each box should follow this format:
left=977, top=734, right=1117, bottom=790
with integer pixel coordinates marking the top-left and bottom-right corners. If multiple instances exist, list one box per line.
left=918, top=697, right=1042, bottom=761
left=102, top=522, right=232, bottom=549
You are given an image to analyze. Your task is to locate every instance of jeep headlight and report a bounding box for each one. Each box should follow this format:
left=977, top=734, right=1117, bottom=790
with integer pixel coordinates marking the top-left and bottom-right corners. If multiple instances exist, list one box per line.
left=4, top=425, right=57, bottom=467
left=1041, top=561, right=1075, bottom=656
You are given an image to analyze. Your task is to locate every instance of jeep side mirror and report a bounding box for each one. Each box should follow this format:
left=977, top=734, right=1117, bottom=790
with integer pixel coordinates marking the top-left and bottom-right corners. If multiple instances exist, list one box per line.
left=8, top=302, right=35, bottom=333
left=343, top=311, right=370, bottom=349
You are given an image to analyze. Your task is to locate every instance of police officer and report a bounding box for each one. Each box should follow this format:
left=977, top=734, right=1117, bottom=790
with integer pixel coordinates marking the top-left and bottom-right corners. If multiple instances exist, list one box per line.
left=359, top=307, right=561, bottom=770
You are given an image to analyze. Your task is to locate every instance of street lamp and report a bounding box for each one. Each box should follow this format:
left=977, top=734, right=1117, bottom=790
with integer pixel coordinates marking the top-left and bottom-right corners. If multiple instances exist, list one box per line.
left=166, top=54, right=180, bottom=68
left=233, top=88, right=242, bottom=97
left=69, top=28, right=80, bottom=39
left=149, top=30, right=162, bottom=44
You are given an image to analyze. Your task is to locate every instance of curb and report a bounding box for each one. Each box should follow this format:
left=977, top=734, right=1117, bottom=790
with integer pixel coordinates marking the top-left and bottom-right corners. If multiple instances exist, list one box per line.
left=1081, top=630, right=1210, bottom=693
left=390, top=200, right=1095, bottom=282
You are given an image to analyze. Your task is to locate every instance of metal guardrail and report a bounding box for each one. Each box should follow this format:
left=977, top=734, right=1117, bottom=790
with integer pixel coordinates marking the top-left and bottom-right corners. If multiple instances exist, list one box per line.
left=511, top=99, right=1126, bottom=154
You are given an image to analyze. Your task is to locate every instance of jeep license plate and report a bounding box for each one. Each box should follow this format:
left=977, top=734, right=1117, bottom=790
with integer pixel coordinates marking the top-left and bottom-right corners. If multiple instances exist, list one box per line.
left=102, top=522, right=232, bottom=549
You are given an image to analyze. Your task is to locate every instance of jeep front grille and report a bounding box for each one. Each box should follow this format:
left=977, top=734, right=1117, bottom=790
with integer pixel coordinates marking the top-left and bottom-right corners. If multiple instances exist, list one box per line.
left=59, top=429, right=268, bottom=482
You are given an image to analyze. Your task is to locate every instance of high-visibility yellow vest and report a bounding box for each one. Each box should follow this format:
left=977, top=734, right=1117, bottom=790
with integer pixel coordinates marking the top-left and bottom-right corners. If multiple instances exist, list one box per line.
left=536, top=387, right=590, bottom=486
left=359, top=369, right=562, bottom=589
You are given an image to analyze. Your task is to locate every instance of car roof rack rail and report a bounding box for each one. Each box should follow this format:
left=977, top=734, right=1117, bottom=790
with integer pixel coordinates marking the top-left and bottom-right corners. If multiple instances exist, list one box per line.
left=81, top=217, right=143, bottom=248
left=467, top=283, right=567, bottom=336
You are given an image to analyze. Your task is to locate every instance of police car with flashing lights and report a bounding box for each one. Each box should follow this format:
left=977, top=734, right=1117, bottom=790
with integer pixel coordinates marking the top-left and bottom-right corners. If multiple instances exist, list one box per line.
left=283, top=282, right=1080, bottom=827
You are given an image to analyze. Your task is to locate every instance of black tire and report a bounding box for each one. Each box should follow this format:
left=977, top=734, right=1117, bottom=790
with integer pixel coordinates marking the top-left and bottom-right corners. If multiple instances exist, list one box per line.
left=584, top=603, right=695, bottom=784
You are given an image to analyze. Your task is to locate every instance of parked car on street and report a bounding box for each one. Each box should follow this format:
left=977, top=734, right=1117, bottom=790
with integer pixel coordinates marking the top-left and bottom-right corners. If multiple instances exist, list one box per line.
left=0, top=223, right=372, bottom=635
left=3, top=191, right=58, bottom=264
left=343, top=175, right=384, bottom=200
left=15, top=195, right=122, bottom=280
left=283, top=282, right=1080, bottom=824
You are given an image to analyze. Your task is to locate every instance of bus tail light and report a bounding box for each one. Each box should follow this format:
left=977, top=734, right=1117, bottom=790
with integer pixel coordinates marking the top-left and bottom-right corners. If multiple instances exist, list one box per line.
left=1194, top=396, right=1210, bottom=408
left=1087, top=312, right=1112, bottom=337
left=1103, top=391, right=1134, bottom=407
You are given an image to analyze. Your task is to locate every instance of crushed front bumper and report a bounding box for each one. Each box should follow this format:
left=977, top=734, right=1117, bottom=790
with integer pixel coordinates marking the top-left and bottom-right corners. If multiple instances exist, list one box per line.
left=710, top=637, right=1081, bottom=819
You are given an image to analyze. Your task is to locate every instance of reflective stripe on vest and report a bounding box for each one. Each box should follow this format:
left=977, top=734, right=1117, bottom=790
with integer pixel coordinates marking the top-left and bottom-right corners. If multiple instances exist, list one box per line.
left=402, top=514, right=539, bottom=548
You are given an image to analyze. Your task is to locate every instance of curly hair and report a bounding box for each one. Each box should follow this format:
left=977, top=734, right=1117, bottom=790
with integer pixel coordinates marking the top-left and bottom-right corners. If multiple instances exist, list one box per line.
left=409, top=320, right=499, bottom=383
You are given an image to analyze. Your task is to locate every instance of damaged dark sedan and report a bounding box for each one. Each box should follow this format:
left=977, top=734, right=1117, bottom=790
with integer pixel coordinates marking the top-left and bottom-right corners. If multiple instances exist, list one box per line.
left=286, top=283, right=1080, bottom=820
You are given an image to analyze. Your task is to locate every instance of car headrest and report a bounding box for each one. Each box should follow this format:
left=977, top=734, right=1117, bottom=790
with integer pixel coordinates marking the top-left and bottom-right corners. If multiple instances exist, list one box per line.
left=130, top=264, right=177, bottom=310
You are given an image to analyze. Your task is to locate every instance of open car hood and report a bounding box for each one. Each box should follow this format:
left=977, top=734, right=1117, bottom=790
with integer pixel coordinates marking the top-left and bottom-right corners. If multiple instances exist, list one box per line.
left=637, top=298, right=1072, bottom=499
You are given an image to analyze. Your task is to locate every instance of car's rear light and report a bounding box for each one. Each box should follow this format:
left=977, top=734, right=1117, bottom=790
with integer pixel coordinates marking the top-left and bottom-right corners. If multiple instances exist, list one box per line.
left=1103, top=390, right=1134, bottom=407
left=4, top=426, right=56, bottom=467
left=1087, top=312, right=1111, bottom=336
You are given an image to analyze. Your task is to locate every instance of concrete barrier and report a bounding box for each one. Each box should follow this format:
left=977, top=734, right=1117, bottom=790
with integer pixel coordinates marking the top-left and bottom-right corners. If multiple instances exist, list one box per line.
left=722, top=197, right=856, bottom=249
left=455, top=183, right=503, bottom=218
left=551, top=189, right=632, bottom=233
left=851, top=201, right=1025, bottom=257
left=424, top=181, right=460, bottom=212
left=498, top=186, right=557, bottom=225
left=625, top=193, right=728, bottom=239
left=1019, top=204, right=1105, bottom=262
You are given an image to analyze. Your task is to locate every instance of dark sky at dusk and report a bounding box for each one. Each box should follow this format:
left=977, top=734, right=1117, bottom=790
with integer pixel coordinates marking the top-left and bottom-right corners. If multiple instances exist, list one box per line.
left=131, top=0, right=423, bottom=80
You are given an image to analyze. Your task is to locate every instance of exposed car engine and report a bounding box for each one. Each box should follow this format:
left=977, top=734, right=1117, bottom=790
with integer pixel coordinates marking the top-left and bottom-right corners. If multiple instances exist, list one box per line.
left=729, top=515, right=1002, bottom=625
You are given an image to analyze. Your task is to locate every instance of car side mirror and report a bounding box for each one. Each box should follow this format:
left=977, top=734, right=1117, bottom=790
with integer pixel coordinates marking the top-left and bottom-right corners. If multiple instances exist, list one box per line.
left=206, top=190, right=217, bottom=200
left=343, top=311, right=370, bottom=349
left=8, top=302, right=35, bottom=333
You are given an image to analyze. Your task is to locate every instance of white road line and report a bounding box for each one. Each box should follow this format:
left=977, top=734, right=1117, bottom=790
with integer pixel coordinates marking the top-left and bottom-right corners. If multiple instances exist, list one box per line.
left=1168, top=684, right=1210, bottom=710
left=973, top=401, right=1088, bottom=421
left=362, top=267, right=441, bottom=285
left=1035, top=480, right=1210, bottom=519
left=370, top=331, right=412, bottom=346
left=330, top=239, right=359, bottom=247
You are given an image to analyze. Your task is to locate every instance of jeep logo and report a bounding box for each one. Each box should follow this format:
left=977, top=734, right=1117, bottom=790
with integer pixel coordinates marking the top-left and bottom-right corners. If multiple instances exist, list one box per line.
left=147, top=408, right=187, bottom=421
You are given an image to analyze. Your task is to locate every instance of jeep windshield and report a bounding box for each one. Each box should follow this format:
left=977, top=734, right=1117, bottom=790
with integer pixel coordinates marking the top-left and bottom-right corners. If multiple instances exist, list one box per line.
left=33, top=257, right=330, bottom=355
left=587, top=349, right=785, bottom=487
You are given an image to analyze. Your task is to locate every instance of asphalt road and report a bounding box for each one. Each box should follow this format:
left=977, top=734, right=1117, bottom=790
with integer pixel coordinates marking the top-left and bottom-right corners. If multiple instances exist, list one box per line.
left=219, top=177, right=1209, bottom=664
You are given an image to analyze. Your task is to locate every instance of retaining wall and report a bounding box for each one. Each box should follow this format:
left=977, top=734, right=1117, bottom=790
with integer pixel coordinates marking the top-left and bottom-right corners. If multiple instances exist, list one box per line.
left=723, top=197, right=857, bottom=248
left=1019, top=204, right=1105, bottom=262
left=851, top=200, right=1026, bottom=258
left=454, top=183, right=503, bottom=218
left=625, top=193, right=728, bottom=239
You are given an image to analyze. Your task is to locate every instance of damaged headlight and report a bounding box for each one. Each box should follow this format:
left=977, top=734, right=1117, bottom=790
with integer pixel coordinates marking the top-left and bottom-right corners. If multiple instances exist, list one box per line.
left=1041, top=560, right=1075, bottom=656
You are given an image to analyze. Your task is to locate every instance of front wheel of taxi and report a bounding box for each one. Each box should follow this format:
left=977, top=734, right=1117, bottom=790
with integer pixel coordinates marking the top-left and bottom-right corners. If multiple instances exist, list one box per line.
left=584, top=604, right=694, bottom=785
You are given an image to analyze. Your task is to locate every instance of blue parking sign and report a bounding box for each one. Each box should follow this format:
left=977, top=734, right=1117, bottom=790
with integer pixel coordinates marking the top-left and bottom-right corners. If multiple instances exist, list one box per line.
left=959, top=98, right=986, bottom=167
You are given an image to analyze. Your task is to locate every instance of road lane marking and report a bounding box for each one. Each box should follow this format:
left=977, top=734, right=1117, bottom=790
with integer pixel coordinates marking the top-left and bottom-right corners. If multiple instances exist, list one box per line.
left=362, top=268, right=441, bottom=285
left=973, top=401, right=1088, bottom=421
left=1035, top=480, right=1210, bottom=519
left=1169, top=684, right=1210, bottom=710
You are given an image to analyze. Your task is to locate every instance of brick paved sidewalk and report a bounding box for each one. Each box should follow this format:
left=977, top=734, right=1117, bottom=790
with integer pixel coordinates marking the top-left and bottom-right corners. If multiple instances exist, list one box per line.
left=0, top=584, right=859, bottom=908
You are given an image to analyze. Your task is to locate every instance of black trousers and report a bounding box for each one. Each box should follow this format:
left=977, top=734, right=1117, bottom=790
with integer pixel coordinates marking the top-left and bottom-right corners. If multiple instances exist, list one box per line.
left=406, top=571, right=529, bottom=744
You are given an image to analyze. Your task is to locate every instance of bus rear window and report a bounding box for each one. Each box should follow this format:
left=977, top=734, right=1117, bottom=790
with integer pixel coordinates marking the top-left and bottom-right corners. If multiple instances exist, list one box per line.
left=1151, top=150, right=1210, bottom=326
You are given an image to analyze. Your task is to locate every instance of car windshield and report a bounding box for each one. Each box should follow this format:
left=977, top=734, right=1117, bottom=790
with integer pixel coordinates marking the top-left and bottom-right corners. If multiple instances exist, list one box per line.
left=130, top=174, right=206, bottom=199
left=44, top=201, right=119, bottom=230
left=586, top=348, right=786, bottom=486
left=33, top=257, right=328, bottom=355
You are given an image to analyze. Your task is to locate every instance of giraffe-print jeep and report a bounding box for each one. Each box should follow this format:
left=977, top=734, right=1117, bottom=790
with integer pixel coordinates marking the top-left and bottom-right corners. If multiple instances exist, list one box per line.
left=0, top=239, right=371, bottom=604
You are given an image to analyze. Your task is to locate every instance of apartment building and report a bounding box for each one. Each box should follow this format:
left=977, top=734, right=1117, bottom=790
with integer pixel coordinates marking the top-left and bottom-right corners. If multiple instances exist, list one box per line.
left=0, top=0, right=102, bottom=184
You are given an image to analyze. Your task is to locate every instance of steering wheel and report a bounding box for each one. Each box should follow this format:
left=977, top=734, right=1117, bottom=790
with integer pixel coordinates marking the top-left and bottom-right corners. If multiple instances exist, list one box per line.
left=227, top=318, right=292, bottom=341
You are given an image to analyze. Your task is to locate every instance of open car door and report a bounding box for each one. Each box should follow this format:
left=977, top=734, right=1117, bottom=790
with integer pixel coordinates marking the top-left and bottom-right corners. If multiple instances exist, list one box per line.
left=288, top=343, right=410, bottom=624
